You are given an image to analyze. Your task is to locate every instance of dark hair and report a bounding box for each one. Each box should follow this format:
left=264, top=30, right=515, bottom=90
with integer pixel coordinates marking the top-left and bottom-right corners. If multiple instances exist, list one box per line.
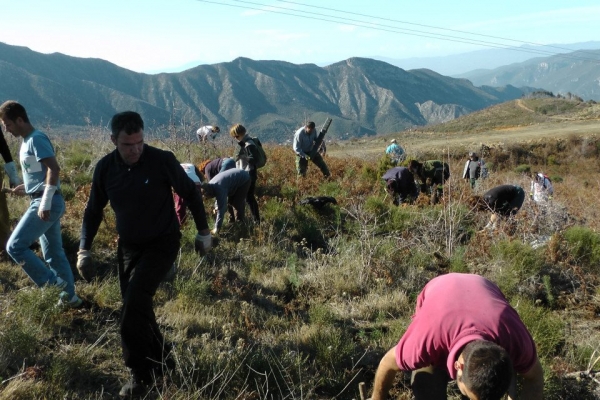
left=0, top=101, right=30, bottom=123
left=306, top=121, right=316, bottom=129
left=461, top=340, right=513, bottom=400
left=110, top=111, right=144, bottom=138
left=408, top=159, right=421, bottom=173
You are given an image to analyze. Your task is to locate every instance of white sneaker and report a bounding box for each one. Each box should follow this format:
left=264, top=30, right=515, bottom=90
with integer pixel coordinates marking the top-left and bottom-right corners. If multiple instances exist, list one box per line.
left=57, top=292, right=83, bottom=308
left=54, top=276, right=68, bottom=290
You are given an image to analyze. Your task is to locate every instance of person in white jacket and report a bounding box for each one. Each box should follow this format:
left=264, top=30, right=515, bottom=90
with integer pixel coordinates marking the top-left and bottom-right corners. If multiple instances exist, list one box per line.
left=530, top=172, right=554, bottom=203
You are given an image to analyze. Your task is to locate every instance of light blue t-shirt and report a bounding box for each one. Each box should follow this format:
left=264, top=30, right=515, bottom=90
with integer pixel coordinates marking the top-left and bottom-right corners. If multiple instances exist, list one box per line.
left=20, top=130, right=60, bottom=194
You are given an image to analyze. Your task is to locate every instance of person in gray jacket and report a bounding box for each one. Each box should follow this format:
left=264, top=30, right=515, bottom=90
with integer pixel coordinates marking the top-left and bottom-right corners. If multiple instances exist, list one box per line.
left=292, top=121, right=330, bottom=177
left=201, top=168, right=251, bottom=234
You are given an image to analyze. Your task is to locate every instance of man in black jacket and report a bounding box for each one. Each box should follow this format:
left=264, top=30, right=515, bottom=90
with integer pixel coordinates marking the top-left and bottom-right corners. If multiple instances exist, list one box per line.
left=77, top=111, right=212, bottom=398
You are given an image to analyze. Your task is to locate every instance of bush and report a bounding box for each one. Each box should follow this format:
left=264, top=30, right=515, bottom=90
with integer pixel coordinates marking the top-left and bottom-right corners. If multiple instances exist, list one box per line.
left=562, top=227, right=600, bottom=273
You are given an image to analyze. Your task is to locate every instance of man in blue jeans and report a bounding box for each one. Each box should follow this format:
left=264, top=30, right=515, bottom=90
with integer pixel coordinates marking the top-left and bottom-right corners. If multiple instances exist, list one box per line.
left=0, top=100, right=81, bottom=308
left=77, top=111, right=213, bottom=398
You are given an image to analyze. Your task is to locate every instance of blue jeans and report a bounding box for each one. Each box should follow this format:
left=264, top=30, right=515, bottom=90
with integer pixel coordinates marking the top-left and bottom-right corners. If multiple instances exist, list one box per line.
left=6, top=195, right=75, bottom=297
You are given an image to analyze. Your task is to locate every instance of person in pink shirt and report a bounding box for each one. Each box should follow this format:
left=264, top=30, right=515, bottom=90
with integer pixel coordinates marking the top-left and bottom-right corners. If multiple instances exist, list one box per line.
left=372, top=273, right=544, bottom=400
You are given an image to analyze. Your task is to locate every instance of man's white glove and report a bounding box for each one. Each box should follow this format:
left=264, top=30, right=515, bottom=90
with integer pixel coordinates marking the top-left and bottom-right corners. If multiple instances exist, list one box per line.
left=195, top=233, right=213, bottom=256
left=76, top=249, right=95, bottom=282
left=4, top=161, right=21, bottom=188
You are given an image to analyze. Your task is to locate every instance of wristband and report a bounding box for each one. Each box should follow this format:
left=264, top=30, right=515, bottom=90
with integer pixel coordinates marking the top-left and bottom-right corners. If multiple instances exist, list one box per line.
left=39, top=185, right=57, bottom=211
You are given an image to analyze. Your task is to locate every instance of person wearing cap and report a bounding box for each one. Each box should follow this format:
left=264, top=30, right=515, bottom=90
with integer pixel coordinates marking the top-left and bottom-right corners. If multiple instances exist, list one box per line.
left=293, top=121, right=330, bottom=177
left=196, top=125, right=220, bottom=142
left=200, top=168, right=251, bottom=235
left=462, top=151, right=483, bottom=189
left=174, top=163, right=204, bottom=226
left=76, top=111, right=213, bottom=397
left=385, top=139, right=405, bottom=166
left=0, top=100, right=82, bottom=308
left=372, top=273, right=543, bottom=400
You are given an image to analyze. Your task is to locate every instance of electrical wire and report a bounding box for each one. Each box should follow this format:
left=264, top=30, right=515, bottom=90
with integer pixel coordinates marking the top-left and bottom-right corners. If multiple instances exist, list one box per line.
left=195, top=0, right=600, bottom=64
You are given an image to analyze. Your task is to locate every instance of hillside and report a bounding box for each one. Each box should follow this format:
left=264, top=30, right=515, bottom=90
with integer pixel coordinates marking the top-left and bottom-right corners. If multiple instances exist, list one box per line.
left=329, top=97, right=600, bottom=160
left=0, top=99, right=600, bottom=399
left=0, top=42, right=530, bottom=142
left=456, top=49, right=600, bottom=101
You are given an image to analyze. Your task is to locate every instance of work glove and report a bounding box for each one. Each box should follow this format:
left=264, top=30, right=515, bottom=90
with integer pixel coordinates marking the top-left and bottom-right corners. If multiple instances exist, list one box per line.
left=4, top=161, right=21, bottom=188
left=76, top=249, right=95, bottom=282
left=210, top=228, right=218, bottom=235
left=195, top=233, right=213, bottom=256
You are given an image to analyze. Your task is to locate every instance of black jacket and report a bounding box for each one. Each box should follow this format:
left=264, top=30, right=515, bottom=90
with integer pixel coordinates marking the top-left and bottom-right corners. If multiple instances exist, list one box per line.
left=80, top=145, right=208, bottom=249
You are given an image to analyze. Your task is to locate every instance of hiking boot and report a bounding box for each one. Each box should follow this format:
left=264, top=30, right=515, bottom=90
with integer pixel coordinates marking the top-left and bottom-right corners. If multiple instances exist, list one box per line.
left=119, top=375, right=149, bottom=398
left=57, top=291, right=83, bottom=309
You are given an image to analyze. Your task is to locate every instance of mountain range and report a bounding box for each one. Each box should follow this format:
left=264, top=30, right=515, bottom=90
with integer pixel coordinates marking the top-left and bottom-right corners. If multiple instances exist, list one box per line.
left=374, top=41, right=600, bottom=76
left=0, top=42, right=530, bottom=142
left=455, top=49, right=600, bottom=101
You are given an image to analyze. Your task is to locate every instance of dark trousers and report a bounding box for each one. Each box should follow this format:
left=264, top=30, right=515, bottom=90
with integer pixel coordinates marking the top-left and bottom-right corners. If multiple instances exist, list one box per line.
left=247, top=172, right=260, bottom=223
left=117, top=231, right=181, bottom=380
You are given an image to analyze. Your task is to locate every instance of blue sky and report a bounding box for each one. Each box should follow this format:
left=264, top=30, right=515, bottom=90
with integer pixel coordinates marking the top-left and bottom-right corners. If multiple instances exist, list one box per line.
left=2, top=0, right=599, bottom=73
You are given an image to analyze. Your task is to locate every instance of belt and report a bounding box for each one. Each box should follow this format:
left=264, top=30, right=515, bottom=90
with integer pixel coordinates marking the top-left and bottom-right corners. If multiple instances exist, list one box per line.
left=29, top=190, right=62, bottom=200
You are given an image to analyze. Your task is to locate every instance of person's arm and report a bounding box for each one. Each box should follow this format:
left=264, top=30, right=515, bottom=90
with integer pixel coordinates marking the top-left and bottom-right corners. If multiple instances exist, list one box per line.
left=292, top=130, right=306, bottom=157
left=245, top=142, right=259, bottom=171
left=372, top=347, right=400, bottom=400
left=510, top=357, right=544, bottom=400
left=37, top=156, right=61, bottom=221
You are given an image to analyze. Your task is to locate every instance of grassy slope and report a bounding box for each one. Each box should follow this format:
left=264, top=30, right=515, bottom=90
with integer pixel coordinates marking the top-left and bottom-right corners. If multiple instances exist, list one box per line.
left=0, top=98, right=599, bottom=399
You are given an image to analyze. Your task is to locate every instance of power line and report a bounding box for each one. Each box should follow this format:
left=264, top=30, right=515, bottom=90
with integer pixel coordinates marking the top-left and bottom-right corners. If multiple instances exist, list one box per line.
left=273, top=0, right=599, bottom=57
left=196, top=0, right=600, bottom=64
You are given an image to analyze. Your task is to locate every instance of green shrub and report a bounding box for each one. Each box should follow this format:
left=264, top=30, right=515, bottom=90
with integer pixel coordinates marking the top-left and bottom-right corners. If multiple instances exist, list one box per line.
left=512, top=298, right=564, bottom=360
left=563, top=226, right=600, bottom=273
left=491, top=240, right=544, bottom=297
left=515, top=164, right=531, bottom=174
left=0, top=320, right=40, bottom=373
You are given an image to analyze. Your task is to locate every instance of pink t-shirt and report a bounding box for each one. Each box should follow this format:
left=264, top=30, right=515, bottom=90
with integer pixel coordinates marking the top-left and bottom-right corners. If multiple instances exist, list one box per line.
left=395, top=273, right=537, bottom=379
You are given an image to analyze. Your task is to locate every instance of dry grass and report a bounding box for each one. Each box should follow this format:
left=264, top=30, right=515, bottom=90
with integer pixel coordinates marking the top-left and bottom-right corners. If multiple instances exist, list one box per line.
left=0, top=112, right=599, bottom=398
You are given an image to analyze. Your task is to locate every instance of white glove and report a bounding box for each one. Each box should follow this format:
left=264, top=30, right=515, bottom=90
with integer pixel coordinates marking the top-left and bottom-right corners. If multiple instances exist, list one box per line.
left=4, top=161, right=21, bottom=188
left=76, top=249, right=95, bottom=281
left=195, top=233, right=212, bottom=255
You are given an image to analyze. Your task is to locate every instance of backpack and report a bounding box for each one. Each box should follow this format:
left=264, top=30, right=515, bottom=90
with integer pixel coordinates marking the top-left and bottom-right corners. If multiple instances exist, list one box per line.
left=247, top=137, right=267, bottom=169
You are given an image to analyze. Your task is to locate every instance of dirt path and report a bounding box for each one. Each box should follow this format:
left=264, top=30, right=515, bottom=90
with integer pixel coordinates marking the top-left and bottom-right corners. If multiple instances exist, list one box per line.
left=328, top=119, right=600, bottom=160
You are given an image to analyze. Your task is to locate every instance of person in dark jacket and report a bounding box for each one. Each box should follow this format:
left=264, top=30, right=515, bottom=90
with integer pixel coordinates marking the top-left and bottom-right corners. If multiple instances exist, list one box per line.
left=201, top=157, right=236, bottom=181
left=76, top=111, right=212, bottom=398
left=382, top=167, right=419, bottom=205
left=408, top=159, right=450, bottom=204
left=471, top=184, right=526, bottom=230
left=230, top=124, right=260, bottom=224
